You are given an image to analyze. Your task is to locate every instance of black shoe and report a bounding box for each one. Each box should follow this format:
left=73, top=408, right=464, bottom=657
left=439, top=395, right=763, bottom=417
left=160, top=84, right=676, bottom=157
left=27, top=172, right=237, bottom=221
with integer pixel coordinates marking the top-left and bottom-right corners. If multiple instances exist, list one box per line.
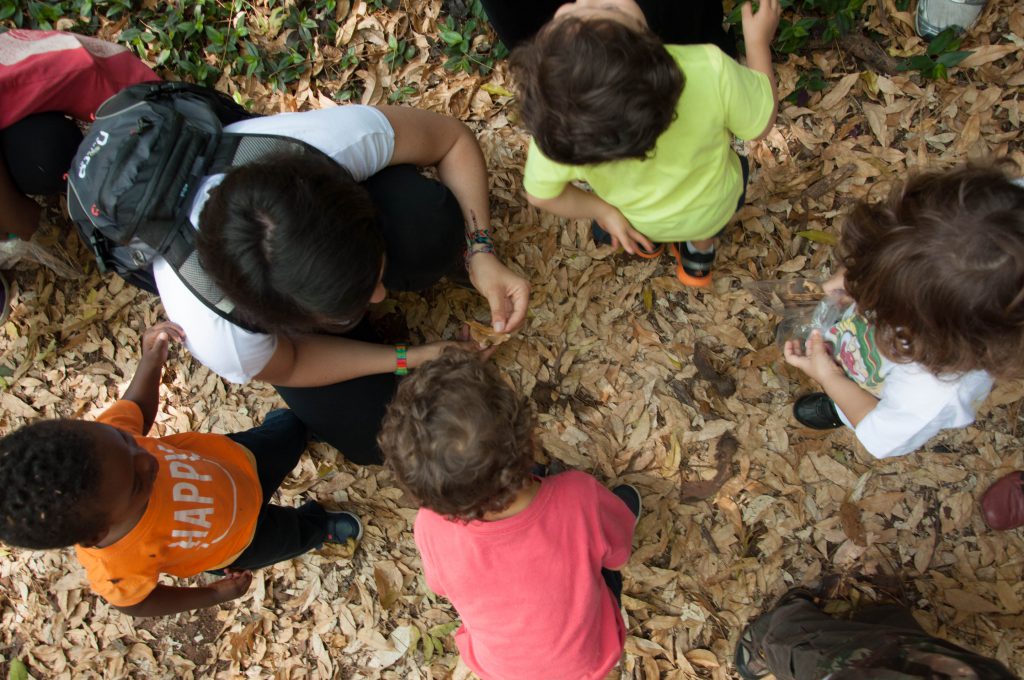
left=793, top=393, right=843, bottom=429
left=324, top=507, right=363, bottom=544
left=591, top=220, right=613, bottom=246
left=612, top=484, right=642, bottom=526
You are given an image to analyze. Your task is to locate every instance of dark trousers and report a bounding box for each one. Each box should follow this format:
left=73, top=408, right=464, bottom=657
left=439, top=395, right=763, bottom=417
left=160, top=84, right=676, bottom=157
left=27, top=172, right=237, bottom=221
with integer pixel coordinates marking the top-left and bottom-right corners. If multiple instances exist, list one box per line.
left=748, top=599, right=1015, bottom=680
left=601, top=568, right=623, bottom=605
left=223, top=409, right=329, bottom=570
left=274, top=164, right=465, bottom=466
left=480, top=0, right=736, bottom=57
left=1, top=112, right=82, bottom=195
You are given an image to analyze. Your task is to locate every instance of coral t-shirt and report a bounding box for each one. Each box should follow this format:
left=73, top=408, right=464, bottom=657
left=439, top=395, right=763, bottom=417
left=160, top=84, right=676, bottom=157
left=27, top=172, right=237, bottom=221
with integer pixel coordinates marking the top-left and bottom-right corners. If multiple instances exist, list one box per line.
left=414, top=471, right=635, bottom=680
left=75, top=401, right=262, bottom=607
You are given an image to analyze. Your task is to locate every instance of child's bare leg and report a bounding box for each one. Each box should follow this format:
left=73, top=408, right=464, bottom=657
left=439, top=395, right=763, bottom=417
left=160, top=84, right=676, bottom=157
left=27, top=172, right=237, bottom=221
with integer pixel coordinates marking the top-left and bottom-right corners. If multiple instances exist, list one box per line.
left=687, top=238, right=715, bottom=252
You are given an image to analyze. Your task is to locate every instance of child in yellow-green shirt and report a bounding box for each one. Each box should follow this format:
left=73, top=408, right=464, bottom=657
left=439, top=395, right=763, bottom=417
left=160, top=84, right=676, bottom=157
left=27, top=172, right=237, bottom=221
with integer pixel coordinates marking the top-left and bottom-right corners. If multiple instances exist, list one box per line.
left=513, top=0, right=780, bottom=288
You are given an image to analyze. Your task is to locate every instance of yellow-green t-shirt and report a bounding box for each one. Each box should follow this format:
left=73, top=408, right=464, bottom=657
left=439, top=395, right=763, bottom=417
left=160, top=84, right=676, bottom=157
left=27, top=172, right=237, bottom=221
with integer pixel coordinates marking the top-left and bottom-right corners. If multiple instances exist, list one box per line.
left=523, top=44, right=773, bottom=242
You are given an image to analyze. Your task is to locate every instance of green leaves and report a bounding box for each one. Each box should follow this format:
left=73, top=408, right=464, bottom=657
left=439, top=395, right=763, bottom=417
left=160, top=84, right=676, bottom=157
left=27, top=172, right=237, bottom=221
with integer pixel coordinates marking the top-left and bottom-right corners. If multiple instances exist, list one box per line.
left=5, top=0, right=347, bottom=90
left=897, top=27, right=973, bottom=80
left=437, top=3, right=506, bottom=76
left=7, top=659, right=28, bottom=680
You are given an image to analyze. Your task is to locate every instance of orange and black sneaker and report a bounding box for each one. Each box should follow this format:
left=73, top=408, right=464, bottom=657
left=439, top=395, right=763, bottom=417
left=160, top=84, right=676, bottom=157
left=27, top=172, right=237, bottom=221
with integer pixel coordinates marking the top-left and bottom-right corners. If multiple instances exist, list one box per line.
left=669, top=242, right=714, bottom=288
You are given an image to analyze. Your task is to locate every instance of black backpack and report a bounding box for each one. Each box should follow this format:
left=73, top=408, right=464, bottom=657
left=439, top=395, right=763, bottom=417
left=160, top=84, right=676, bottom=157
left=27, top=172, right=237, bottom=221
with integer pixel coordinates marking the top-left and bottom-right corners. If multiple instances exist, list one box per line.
left=66, top=81, right=332, bottom=326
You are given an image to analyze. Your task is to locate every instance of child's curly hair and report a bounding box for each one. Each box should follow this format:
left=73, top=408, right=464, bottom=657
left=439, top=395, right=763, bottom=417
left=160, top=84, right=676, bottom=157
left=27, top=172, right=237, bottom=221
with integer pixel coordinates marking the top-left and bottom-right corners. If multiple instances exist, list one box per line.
left=0, top=421, right=104, bottom=549
left=378, top=349, right=536, bottom=521
left=511, top=16, right=683, bottom=165
left=840, top=161, right=1024, bottom=379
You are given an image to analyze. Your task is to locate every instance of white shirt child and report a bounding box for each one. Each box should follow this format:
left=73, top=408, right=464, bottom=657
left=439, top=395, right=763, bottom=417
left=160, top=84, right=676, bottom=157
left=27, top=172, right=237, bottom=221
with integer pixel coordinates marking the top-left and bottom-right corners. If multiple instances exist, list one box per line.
left=823, top=305, right=992, bottom=458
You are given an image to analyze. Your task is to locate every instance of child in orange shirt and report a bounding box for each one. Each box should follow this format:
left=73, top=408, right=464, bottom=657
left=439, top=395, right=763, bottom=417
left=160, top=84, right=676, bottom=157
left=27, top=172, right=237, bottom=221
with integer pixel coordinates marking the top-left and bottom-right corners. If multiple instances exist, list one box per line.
left=0, top=322, right=361, bottom=617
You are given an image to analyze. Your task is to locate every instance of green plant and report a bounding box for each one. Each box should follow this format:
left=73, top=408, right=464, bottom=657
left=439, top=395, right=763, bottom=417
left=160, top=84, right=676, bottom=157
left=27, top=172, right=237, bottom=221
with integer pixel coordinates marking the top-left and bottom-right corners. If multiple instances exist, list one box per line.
left=896, top=27, right=972, bottom=80
left=785, top=67, right=828, bottom=104
left=2, top=0, right=346, bottom=90
left=728, top=0, right=866, bottom=54
left=384, top=33, right=416, bottom=70
left=388, top=84, right=417, bottom=102
left=437, top=0, right=507, bottom=76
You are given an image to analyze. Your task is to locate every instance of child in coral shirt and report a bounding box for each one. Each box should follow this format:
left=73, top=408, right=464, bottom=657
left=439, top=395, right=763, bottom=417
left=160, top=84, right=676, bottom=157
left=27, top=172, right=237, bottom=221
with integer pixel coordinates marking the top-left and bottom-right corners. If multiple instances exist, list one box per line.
left=379, top=349, right=641, bottom=680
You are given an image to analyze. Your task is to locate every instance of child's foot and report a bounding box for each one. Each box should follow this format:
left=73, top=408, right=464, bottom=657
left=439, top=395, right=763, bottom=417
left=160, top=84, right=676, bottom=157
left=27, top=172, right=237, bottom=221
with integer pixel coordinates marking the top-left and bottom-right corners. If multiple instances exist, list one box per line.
left=325, top=508, right=363, bottom=544
left=669, top=242, right=714, bottom=287
left=793, top=393, right=843, bottom=429
left=612, top=484, right=642, bottom=526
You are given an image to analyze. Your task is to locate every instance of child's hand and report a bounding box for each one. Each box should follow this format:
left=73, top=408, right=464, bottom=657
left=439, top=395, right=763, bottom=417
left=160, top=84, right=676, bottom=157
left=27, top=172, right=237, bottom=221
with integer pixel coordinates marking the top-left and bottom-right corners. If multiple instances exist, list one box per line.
left=140, top=321, right=185, bottom=365
left=821, top=269, right=853, bottom=306
left=412, top=337, right=496, bottom=366
left=783, top=329, right=843, bottom=384
left=741, top=0, right=781, bottom=49
left=596, top=206, right=656, bottom=257
left=207, top=569, right=253, bottom=603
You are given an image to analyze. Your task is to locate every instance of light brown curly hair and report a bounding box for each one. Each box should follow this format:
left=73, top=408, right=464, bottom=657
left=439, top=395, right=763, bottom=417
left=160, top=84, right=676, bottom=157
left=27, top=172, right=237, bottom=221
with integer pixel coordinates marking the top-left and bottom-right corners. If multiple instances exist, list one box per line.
left=377, top=349, right=536, bottom=521
left=840, top=161, right=1024, bottom=379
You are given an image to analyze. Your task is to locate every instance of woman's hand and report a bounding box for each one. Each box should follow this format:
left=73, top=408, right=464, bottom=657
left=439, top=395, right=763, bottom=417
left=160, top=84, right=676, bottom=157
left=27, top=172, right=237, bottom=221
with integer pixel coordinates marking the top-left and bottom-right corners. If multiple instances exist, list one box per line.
left=467, top=253, right=531, bottom=333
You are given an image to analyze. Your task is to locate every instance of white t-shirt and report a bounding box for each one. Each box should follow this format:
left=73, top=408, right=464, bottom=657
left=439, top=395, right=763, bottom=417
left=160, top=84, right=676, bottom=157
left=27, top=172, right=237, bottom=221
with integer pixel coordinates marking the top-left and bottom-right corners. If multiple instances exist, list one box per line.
left=823, top=306, right=993, bottom=459
left=153, top=105, right=396, bottom=383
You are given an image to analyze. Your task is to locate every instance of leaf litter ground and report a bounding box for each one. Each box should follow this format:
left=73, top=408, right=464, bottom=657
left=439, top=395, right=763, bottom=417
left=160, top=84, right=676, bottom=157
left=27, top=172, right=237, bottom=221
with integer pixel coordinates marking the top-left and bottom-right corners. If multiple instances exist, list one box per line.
left=1, top=1, right=1024, bottom=678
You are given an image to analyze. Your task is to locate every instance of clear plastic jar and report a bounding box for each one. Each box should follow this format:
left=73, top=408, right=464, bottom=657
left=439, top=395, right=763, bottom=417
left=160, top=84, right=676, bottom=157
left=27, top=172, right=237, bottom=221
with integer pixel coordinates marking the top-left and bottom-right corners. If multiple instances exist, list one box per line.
left=915, top=0, right=988, bottom=38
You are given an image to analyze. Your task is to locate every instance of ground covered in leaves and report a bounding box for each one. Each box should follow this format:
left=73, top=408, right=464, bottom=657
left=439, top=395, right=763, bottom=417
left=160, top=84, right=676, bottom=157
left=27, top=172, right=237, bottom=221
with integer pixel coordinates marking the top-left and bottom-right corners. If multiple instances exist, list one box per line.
left=2, top=1, right=1024, bottom=678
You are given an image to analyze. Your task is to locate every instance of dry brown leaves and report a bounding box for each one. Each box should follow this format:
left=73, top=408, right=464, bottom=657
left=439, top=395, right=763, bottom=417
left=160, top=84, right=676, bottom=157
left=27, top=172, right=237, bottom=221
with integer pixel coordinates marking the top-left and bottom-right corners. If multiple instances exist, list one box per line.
left=2, top=0, right=1024, bottom=678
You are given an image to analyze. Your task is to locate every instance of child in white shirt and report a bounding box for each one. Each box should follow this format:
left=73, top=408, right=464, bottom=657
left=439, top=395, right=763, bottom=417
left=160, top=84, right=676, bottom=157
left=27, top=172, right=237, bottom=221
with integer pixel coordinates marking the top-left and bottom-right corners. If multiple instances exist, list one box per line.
left=784, top=163, right=1024, bottom=458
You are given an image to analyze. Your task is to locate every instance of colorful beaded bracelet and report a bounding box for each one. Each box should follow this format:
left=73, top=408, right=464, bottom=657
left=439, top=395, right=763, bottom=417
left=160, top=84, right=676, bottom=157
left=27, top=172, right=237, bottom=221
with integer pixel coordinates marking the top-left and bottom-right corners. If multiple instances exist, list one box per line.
left=464, top=228, right=495, bottom=268
left=394, top=343, right=409, bottom=376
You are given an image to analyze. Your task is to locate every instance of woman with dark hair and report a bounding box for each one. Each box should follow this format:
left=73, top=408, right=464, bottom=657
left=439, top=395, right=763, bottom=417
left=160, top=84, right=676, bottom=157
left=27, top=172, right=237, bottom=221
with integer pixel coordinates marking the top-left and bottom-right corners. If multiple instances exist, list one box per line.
left=155, top=104, right=530, bottom=465
left=478, top=0, right=736, bottom=56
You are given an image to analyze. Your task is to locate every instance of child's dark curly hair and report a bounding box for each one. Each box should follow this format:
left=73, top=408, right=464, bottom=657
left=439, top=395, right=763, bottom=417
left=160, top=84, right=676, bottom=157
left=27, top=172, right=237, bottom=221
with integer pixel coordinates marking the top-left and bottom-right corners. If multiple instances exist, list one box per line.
left=840, top=161, right=1024, bottom=379
left=511, top=16, right=683, bottom=165
left=0, top=421, right=105, bottom=549
left=378, top=349, right=536, bottom=521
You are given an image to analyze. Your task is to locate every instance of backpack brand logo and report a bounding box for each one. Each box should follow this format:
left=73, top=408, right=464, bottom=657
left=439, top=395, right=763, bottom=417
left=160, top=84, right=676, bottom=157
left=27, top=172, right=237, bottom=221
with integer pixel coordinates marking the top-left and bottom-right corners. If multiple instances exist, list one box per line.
left=77, top=130, right=110, bottom=179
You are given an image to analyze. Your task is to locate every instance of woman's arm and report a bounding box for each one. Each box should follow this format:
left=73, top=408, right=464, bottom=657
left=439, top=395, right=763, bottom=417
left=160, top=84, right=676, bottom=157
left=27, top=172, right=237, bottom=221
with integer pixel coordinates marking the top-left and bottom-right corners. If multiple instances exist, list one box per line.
left=376, top=106, right=530, bottom=333
left=254, top=333, right=465, bottom=387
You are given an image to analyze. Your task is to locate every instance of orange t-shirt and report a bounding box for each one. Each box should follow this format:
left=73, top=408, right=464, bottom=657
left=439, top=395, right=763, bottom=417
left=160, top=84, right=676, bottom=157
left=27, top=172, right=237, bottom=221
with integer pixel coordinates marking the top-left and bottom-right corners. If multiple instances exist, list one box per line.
left=75, top=401, right=262, bottom=607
